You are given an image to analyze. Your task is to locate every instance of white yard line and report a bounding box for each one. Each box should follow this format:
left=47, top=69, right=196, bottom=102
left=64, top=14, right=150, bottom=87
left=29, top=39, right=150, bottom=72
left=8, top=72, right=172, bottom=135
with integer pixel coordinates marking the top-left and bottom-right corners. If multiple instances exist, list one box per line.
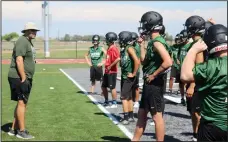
left=59, top=68, right=133, bottom=140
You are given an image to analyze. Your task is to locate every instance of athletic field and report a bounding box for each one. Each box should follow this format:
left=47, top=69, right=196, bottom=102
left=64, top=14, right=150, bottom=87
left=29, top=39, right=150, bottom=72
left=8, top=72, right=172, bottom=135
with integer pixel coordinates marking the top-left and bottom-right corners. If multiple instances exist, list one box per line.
left=1, top=40, right=172, bottom=59
left=1, top=41, right=106, bottom=59
left=1, top=59, right=194, bottom=141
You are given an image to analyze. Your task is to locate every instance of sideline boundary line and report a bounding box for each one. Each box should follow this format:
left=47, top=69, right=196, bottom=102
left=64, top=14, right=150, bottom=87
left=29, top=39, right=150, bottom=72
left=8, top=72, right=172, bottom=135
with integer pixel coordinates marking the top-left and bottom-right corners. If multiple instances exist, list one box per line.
left=59, top=68, right=133, bottom=140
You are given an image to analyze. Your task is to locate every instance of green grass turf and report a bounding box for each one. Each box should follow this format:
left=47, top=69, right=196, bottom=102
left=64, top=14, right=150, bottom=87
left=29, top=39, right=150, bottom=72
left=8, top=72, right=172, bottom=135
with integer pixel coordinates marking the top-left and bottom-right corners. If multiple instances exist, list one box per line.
left=1, top=64, right=128, bottom=141
left=2, top=50, right=88, bottom=59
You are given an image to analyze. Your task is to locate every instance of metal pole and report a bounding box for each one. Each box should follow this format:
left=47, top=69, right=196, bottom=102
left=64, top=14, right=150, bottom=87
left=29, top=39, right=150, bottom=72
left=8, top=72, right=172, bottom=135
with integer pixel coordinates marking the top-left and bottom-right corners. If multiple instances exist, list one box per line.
left=43, top=1, right=50, bottom=58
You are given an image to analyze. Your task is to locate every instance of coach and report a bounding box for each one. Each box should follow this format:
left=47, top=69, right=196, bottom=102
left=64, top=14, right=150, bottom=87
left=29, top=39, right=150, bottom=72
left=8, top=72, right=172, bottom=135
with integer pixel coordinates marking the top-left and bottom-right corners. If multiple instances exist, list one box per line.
left=7, top=22, right=39, bottom=139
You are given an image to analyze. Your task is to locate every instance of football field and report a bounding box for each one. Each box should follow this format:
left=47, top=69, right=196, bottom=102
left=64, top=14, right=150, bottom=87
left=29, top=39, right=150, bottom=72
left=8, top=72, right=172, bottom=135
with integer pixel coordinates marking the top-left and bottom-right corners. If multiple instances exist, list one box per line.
left=1, top=63, right=127, bottom=141
left=1, top=61, right=193, bottom=141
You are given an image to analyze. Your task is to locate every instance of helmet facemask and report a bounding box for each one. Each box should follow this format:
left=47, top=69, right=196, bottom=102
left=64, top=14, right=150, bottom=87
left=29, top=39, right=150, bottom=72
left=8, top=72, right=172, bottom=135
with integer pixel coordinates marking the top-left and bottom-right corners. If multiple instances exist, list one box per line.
left=184, top=23, right=205, bottom=39
left=105, top=40, right=113, bottom=46
left=179, top=34, right=188, bottom=44
left=138, top=22, right=150, bottom=38
left=161, top=33, right=166, bottom=38
left=92, top=40, right=99, bottom=45
left=119, top=39, right=133, bottom=48
left=92, top=35, right=100, bottom=45
left=139, top=21, right=162, bottom=36
left=131, top=37, right=138, bottom=46
left=175, top=39, right=181, bottom=44
left=105, top=38, right=115, bottom=46
left=174, top=34, right=181, bottom=44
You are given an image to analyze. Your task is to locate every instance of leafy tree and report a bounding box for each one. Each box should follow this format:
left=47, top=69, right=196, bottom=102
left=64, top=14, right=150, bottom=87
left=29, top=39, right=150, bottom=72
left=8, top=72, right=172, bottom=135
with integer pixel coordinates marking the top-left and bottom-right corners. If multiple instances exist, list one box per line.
left=2, top=32, right=19, bottom=41
left=63, top=34, right=71, bottom=41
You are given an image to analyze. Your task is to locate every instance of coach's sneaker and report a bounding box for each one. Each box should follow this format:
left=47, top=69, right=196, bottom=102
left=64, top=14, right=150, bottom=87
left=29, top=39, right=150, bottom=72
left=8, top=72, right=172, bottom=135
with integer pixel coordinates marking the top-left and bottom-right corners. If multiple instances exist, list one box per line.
left=8, top=128, right=16, bottom=136
left=16, top=130, right=34, bottom=139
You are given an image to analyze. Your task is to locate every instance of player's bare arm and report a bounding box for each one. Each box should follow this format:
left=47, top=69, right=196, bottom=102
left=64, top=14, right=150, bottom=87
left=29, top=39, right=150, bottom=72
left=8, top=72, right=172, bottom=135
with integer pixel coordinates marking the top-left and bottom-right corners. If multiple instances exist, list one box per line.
left=127, top=47, right=140, bottom=77
left=108, top=57, right=120, bottom=70
left=196, top=51, right=204, bottom=64
left=98, top=47, right=107, bottom=66
left=208, top=18, right=216, bottom=24
left=185, top=48, right=205, bottom=96
left=181, top=40, right=207, bottom=82
left=139, top=38, right=147, bottom=64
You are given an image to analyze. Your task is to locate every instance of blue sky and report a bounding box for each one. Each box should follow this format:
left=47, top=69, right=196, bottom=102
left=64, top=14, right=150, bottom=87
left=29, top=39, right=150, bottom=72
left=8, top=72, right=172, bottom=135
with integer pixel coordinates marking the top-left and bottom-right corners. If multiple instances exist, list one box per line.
left=2, top=1, right=227, bottom=38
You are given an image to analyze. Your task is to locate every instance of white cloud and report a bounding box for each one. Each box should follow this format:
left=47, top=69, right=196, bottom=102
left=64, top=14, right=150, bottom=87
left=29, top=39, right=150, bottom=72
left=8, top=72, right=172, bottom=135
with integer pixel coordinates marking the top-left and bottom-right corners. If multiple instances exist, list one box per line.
left=2, top=1, right=43, bottom=20
left=2, top=1, right=227, bottom=26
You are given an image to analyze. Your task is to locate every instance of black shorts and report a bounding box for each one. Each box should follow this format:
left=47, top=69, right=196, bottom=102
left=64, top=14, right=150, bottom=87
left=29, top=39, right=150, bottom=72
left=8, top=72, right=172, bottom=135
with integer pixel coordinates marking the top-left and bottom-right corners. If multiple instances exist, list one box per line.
left=90, top=66, right=103, bottom=82
left=175, top=71, right=181, bottom=83
left=101, top=73, right=117, bottom=90
left=170, top=66, right=177, bottom=78
left=139, top=75, right=165, bottom=115
left=8, top=77, right=33, bottom=104
left=198, top=120, right=227, bottom=142
left=120, top=77, right=136, bottom=100
left=134, top=72, right=140, bottom=89
left=186, top=84, right=201, bottom=113
left=186, top=92, right=201, bottom=113
left=132, top=73, right=140, bottom=101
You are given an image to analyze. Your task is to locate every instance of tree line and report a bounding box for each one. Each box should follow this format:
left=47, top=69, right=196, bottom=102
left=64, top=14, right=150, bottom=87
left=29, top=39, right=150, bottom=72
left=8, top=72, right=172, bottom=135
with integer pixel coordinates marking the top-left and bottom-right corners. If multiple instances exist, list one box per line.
left=2, top=32, right=173, bottom=42
left=61, top=32, right=173, bottom=42
left=60, top=34, right=106, bottom=41
left=2, top=32, right=19, bottom=41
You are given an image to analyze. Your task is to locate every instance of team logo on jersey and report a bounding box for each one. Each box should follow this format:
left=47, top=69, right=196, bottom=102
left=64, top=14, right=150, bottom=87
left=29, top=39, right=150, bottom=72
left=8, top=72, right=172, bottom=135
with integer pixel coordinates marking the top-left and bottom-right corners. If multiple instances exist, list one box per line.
left=91, top=52, right=101, bottom=58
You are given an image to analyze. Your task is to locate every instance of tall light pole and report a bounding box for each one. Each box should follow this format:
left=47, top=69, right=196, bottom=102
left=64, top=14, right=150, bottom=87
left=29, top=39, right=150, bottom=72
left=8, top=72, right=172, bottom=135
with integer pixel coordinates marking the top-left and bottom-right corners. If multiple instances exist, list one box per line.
left=42, top=1, right=50, bottom=58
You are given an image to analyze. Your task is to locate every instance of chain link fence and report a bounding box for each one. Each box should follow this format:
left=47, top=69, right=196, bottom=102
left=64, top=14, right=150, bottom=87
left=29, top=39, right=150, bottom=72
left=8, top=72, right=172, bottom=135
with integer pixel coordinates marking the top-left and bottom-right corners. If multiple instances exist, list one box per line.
left=2, top=40, right=173, bottom=59
left=2, top=41, right=108, bottom=59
